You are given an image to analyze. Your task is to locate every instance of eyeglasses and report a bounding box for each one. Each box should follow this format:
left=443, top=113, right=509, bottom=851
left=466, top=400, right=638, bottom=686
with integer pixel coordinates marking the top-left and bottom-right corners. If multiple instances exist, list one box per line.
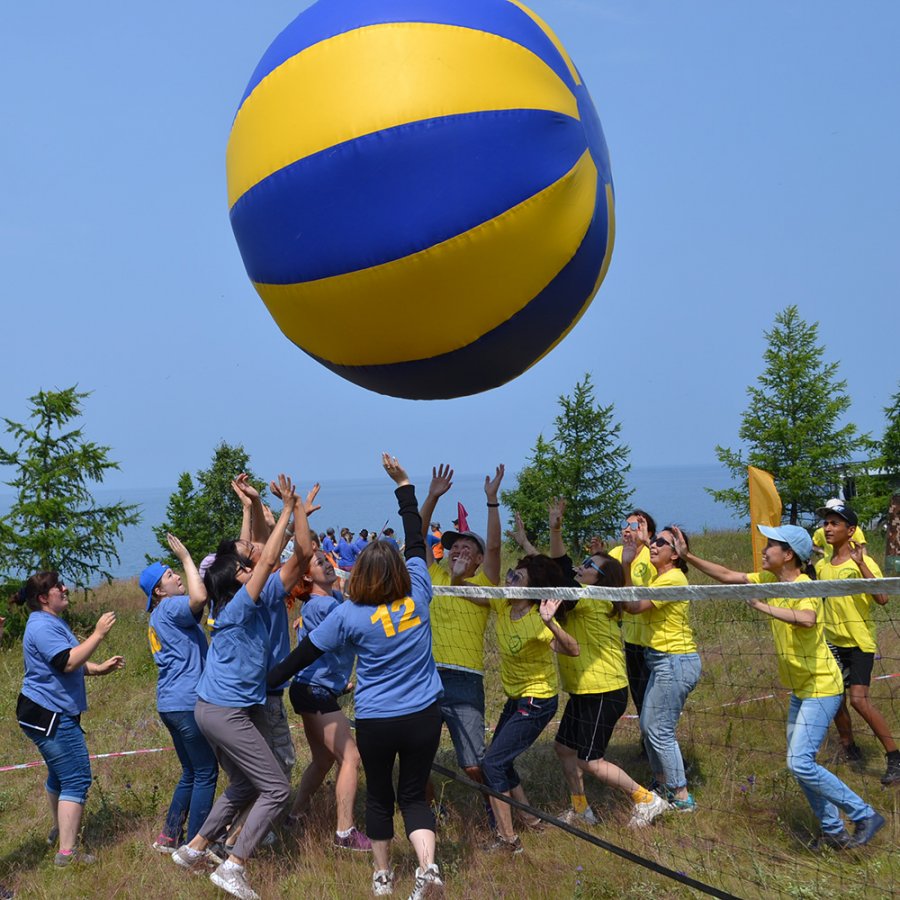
left=580, top=558, right=605, bottom=578
left=506, top=568, right=525, bottom=585
left=650, top=537, right=676, bottom=550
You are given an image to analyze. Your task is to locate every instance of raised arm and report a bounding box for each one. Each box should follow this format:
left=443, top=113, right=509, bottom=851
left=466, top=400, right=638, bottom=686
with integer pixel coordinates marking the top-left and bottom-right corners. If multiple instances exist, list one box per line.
left=671, top=526, right=748, bottom=584
left=383, top=454, right=425, bottom=560
left=507, top=510, right=538, bottom=556
left=167, top=533, right=207, bottom=615
left=272, top=481, right=317, bottom=591
left=64, top=611, right=118, bottom=672
left=539, top=599, right=579, bottom=657
left=245, top=474, right=297, bottom=601
left=548, top=498, right=566, bottom=559
left=483, top=464, right=505, bottom=585
left=849, top=542, right=888, bottom=606
left=419, top=464, right=453, bottom=565
left=233, top=473, right=271, bottom=544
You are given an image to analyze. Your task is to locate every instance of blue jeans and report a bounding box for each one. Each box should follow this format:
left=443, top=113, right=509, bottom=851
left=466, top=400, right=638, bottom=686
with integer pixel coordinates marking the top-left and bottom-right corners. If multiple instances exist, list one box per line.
left=438, top=668, right=486, bottom=769
left=639, top=650, right=701, bottom=791
left=482, top=696, right=558, bottom=793
left=159, top=709, right=219, bottom=842
left=28, top=715, right=92, bottom=804
left=786, top=694, right=874, bottom=834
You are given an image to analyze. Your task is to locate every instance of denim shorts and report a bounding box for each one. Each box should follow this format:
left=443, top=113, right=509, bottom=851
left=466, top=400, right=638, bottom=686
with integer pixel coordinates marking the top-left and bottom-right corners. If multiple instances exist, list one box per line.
left=438, top=668, right=486, bottom=769
left=27, top=714, right=92, bottom=804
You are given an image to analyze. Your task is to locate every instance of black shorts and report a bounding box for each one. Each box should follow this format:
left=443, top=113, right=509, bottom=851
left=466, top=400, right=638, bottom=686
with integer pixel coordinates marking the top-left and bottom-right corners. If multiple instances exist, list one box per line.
left=289, top=681, right=341, bottom=715
left=827, top=644, right=874, bottom=687
left=554, top=688, right=628, bottom=761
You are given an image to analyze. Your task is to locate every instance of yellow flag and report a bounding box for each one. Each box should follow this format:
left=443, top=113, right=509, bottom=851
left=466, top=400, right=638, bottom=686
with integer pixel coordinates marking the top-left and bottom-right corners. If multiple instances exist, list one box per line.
left=748, top=467, right=782, bottom=568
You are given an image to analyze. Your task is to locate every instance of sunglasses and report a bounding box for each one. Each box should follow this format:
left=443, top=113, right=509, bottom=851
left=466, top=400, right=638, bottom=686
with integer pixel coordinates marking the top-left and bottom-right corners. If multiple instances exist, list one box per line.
left=580, top=558, right=605, bottom=577
left=623, top=522, right=640, bottom=531
left=505, top=568, right=525, bottom=585
left=650, top=537, right=676, bottom=550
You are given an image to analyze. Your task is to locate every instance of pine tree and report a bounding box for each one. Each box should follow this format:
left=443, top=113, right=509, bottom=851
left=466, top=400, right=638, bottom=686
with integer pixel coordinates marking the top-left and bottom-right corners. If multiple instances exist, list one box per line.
left=708, top=305, right=867, bottom=525
left=501, top=374, right=632, bottom=553
left=0, top=387, right=140, bottom=587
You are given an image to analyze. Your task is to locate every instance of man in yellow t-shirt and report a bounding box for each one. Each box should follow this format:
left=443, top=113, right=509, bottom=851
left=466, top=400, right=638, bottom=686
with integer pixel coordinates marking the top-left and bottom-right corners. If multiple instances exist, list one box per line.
left=419, top=463, right=503, bottom=786
left=812, top=498, right=866, bottom=561
left=815, top=502, right=898, bottom=785
left=608, top=510, right=657, bottom=718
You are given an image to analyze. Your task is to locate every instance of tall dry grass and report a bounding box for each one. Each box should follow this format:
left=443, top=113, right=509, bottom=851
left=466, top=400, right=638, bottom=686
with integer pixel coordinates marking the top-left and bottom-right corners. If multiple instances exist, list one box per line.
left=0, top=530, right=896, bottom=898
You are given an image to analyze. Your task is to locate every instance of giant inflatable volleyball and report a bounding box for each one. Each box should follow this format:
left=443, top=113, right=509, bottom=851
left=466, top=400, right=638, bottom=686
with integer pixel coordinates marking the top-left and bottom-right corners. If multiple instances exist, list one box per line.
left=227, top=0, right=615, bottom=399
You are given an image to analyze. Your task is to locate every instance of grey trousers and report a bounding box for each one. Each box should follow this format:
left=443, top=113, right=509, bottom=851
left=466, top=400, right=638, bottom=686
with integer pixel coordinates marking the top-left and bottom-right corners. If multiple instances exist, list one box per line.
left=194, top=699, right=290, bottom=860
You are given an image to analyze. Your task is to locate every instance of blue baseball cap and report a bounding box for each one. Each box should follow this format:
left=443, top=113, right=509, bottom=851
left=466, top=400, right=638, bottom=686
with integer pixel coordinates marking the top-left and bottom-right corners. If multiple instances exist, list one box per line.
left=140, top=561, right=168, bottom=612
left=756, top=525, right=813, bottom=562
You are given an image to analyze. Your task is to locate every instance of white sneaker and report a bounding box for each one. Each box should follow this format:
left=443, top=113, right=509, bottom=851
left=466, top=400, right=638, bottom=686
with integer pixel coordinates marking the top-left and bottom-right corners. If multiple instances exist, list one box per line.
left=628, top=793, right=670, bottom=828
left=373, top=868, right=395, bottom=896
left=408, top=864, right=444, bottom=900
left=210, top=861, right=260, bottom=900
left=557, top=806, right=599, bottom=826
left=172, top=845, right=205, bottom=869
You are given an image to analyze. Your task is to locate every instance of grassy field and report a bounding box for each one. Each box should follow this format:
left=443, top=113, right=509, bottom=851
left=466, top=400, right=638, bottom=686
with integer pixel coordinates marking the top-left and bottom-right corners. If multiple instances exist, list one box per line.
left=0, top=530, right=897, bottom=899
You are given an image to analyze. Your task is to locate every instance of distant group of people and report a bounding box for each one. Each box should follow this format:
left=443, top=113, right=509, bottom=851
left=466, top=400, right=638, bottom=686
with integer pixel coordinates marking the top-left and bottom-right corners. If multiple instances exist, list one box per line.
left=10, top=455, right=897, bottom=898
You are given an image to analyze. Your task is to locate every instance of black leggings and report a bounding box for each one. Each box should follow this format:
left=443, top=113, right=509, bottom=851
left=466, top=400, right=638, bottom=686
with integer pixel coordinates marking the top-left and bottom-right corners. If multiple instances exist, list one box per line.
left=625, top=642, right=650, bottom=715
left=355, top=702, right=442, bottom=841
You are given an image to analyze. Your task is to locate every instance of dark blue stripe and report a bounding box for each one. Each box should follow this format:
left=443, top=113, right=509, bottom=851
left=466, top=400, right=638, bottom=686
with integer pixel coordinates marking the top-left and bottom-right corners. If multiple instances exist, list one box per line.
left=575, top=77, right=613, bottom=188
left=231, top=109, right=587, bottom=285
left=238, top=0, right=577, bottom=113
left=304, top=180, right=613, bottom=399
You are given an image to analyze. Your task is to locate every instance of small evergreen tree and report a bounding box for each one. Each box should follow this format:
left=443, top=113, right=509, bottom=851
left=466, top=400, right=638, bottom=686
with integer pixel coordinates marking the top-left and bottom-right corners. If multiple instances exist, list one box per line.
left=708, top=305, right=868, bottom=525
left=852, top=381, right=900, bottom=524
left=151, top=441, right=266, bottom=567
left=0, top=387, right=140, bottom=589
left=501, top=374, right=632, bottom=553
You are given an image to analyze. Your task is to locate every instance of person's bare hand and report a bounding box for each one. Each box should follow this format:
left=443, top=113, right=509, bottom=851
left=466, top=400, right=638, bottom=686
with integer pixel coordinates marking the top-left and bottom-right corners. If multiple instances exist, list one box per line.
left=428, top=464, right=453, bottom=498
left=484, top=464, right=505, bottom=501
left=548, top=498, right=566, bottom=531
left=94, top=611, right=117, bottom=638
left=382, top=453, right=410, bottom=486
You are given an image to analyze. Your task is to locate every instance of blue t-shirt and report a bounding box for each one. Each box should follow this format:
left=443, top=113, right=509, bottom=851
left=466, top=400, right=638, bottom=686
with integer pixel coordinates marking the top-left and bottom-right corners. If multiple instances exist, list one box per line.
left=426, top=532, right=441, bottom=552
left=258, top=572, right=290, bottom=691
left=294, top=591, right=355, bottom=695
left=21, top=611, right=87, bottom=716
left=308, top=557, right=441, bottom=718
left=351, top=536, right=369, bottom=556
left=197, top=582, right=271, bottom=708
left=336, top=538, right=355, bottom=568
left=381, top=537, right=399, bottom=549
left=149, top=596, right=208, bottom=713
left=322, top=536, right=336, bottom=555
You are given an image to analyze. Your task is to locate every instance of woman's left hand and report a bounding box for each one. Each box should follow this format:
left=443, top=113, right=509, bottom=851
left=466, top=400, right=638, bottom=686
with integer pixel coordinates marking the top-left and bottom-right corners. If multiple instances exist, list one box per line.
left=304, top=483, right=322, bottom=517
left=382, top=453, right=410, bottom=486
left=484, top=464, right=505, bottom=501
left=539, top=598, right=561, bottom=623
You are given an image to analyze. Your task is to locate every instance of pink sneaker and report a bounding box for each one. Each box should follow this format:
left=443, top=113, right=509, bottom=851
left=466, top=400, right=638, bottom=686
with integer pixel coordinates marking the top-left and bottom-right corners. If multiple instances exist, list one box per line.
left=333, top=827, right=372, bottom=851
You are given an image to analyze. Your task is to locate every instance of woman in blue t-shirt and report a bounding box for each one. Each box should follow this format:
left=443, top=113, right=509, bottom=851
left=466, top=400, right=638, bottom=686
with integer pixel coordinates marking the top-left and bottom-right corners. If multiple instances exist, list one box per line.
left=287, top=549, right=369, bottom=851
left=141, top=532, right=218, bottom=853
left=269, top=455, right=444, bottom=900
left=170, top=475, right=312, bottom=900
left=13, top=572, right=124, bottom=866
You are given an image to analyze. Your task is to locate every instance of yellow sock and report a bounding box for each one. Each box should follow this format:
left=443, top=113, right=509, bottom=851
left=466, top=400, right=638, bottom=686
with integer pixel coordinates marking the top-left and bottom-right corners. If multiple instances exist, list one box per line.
left=632, top=787, right=654, bottom=804
left=571, top=794, right=588, bottom=814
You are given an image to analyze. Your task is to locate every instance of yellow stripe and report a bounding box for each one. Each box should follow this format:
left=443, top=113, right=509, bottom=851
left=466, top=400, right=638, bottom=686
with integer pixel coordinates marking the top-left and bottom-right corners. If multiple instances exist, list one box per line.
left=526, top=182, right=615, bottom=371
left=227, top=21, right=579, bottom=208
left=255, top=151, right=599, bottom=366
left=505, top=0, right=581, bottom=86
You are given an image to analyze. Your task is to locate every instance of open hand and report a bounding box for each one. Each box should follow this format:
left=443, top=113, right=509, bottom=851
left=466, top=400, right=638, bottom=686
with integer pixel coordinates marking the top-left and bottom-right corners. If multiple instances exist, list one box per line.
left=428, top=464, right=454, bottom=499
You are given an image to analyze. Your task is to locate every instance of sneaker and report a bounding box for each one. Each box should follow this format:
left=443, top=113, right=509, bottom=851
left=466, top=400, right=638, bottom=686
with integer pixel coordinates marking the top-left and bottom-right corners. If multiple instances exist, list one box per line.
left=210, top=861, right=260, bottom=900
left=670, top=794, right=696, bottom=812
left=334, top=827, right=372, bottom=852
left=205, top=847, right=226, bottom=866
left=649, top=780, right=675, bottom=802
left=172, top=844, right=206, bottom=870
left=842, top=742, right=863, bottom=762
left=810, top=829, right=854, bottom=851
left=408, top=863, right=444, bottom=900
left=372, top=869, right=395, bottom=896
left=54, top=849, right=97, bottom=867
left=152, top=833, right=177, bottom=854
left=849, top=812, right=885, bottom=847
left=556, top=807, right=598, bottom=827
left=484, top=834, right=523, bottom=855
left=628, top=793, right=669, bottom=828
left=881, top=755, right=900, bottom=785
left=46, top=826, right=59, bottom=846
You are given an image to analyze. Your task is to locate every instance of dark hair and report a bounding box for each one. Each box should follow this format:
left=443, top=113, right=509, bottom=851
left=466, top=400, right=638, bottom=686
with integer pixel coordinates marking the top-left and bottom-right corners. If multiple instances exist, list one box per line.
left=359, top=529, right=368, bottom=538
left=326, top=527, right=335, bottom=536
left=589, top=552, right=625, bottom=588
left=347, top=541, right=410, bottom=607
left=513, top=554, right=573, bottom=621
left=628, top=509, right=657, bottom=537
left=11, top=572, right=60, bottom=613
left=204, top=553, right=252, bottom=617
left=661, top=525, right=689, bottom=574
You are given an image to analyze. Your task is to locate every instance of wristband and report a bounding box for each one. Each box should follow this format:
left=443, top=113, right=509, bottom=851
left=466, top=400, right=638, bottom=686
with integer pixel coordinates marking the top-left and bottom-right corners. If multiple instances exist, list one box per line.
left=486, top=502, right=499, bottom=508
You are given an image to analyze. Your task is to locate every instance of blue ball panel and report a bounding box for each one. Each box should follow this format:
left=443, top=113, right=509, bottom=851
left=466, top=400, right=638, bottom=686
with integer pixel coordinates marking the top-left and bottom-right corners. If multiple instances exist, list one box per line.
left=574, top=81, right=613, bottom=187
left=305, top=181, right=611, bottom=399
left=231, top=109, right=587, bottom=285
left=238, top=0, right=578, bottom=114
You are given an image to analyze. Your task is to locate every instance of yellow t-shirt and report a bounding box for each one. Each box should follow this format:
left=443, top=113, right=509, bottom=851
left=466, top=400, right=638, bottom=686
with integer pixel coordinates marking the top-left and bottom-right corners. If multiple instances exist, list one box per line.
left=557, top=599, right=627, bottom=695
left=643, top=568, right=696, bottom=654
left=489, top=599, right=558, bottom=698
left=609, top=544, right=656, bottom=646
left=747, top=572, right=843, bottom=699
left=429, top=564, right=493, bottom=672
left=815, top=554, right=882, bottom=653
left=812, top=525, right=867, bottom=562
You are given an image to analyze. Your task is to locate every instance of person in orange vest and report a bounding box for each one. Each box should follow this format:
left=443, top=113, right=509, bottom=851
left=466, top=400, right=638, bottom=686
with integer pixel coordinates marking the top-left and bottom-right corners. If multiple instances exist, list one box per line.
left=427, top=523, right=444, bottom=561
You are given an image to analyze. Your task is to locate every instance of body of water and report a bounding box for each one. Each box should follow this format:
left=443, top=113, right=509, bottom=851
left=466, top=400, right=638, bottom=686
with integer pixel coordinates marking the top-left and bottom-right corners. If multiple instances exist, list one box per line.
left=1, top=464, right=739, bottom=585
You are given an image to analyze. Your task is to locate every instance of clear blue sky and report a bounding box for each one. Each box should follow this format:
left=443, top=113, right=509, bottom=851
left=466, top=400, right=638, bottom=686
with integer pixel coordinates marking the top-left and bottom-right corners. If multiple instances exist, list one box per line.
left=2, top=1, right=898, bottom=490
